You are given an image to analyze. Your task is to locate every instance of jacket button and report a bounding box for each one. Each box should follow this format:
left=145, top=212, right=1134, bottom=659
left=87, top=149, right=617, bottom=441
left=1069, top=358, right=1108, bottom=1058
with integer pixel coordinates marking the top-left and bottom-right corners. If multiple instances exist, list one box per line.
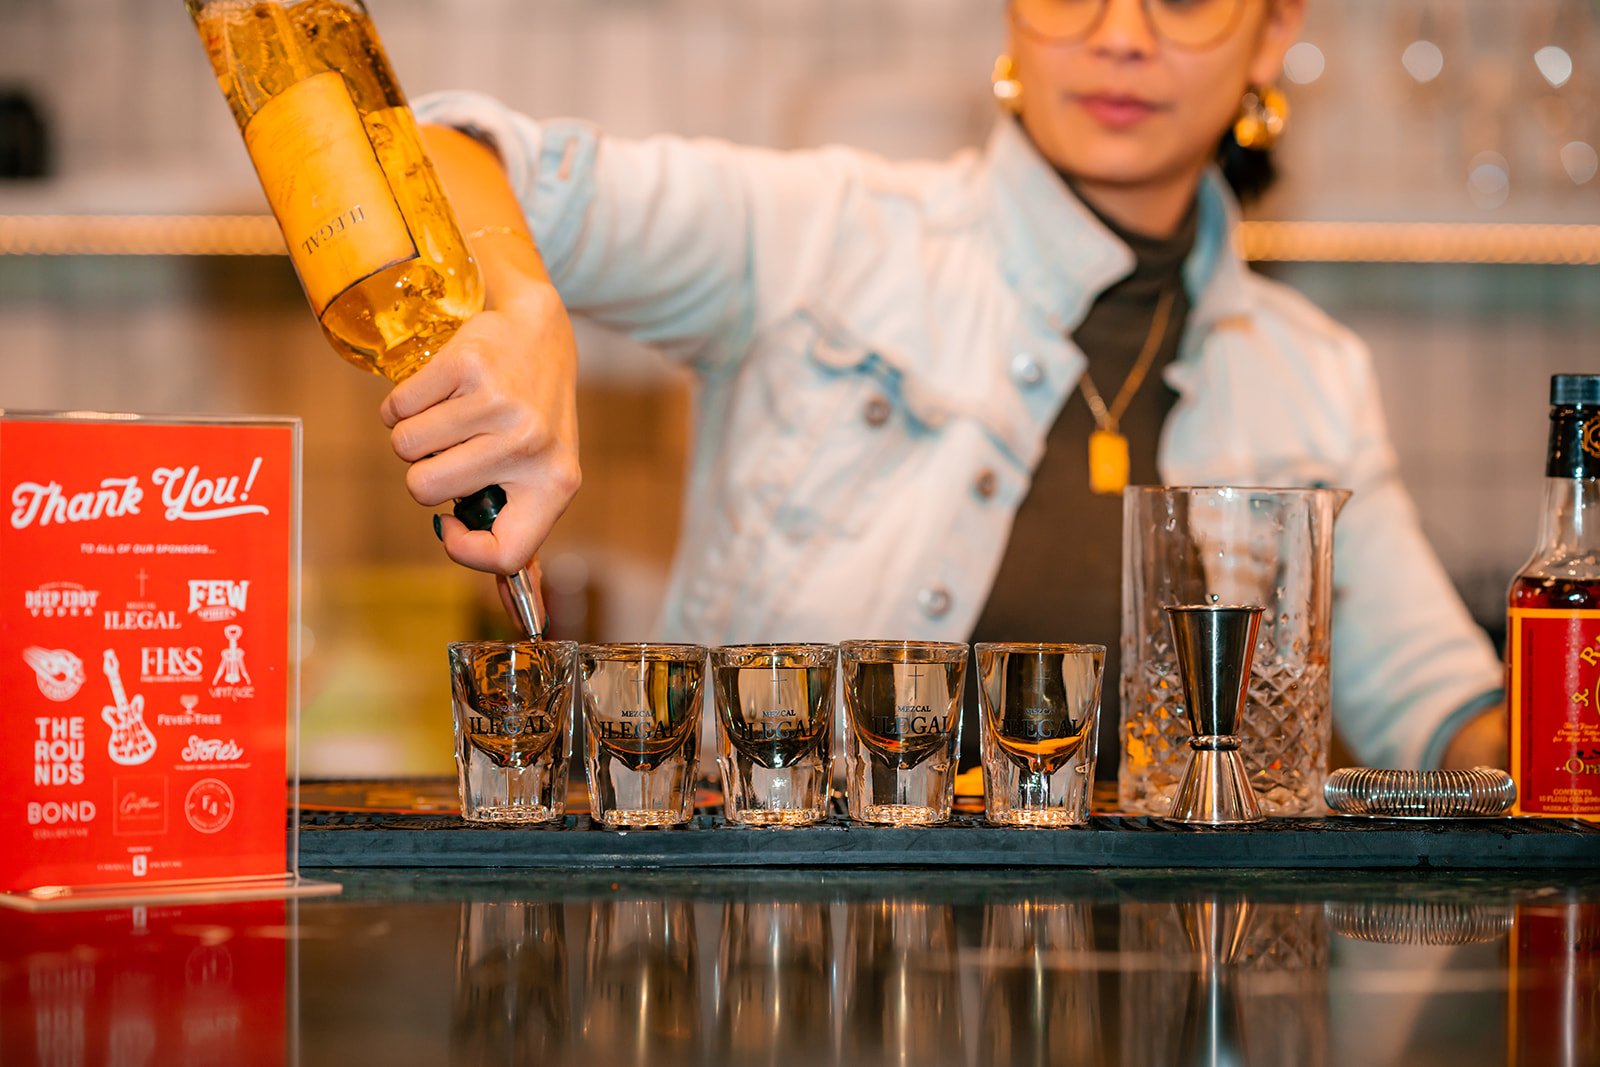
left=862, top=395, right=892, bottom=427
left=1010, top=353, right=1044, bottom=388
left=918, top=586, right=952, bottom=619
left=974, top=470, right=998, bottom=500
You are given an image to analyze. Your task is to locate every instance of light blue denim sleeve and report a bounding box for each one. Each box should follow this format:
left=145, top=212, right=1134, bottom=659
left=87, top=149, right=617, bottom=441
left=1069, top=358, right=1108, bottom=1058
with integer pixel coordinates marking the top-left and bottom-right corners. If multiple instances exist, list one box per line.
left=415, top=91, right=856, bottom=371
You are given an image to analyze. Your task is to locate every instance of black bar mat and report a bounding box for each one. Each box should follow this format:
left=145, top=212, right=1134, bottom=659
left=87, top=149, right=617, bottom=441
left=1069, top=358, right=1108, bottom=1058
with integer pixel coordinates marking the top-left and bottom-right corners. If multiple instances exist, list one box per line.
left=297, top=811, right=1600, bottom=871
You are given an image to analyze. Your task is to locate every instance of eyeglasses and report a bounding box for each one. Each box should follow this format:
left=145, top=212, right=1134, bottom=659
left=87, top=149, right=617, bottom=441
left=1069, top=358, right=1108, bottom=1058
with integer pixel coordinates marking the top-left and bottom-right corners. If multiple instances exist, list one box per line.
left=1012, top=0, right=1250, bottom=51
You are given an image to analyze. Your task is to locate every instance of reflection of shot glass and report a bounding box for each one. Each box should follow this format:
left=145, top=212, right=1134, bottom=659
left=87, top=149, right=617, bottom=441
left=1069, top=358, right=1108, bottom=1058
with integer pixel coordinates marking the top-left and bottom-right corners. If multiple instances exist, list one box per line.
left=448, top=640, right=578, bottom=824
left=579, top=643, right=706, bottom=829
left=841, top=640, right=967, bottom=826
left=977, top=642, right=1105, bottom=827
left=711, top=644, right=836, bottom=827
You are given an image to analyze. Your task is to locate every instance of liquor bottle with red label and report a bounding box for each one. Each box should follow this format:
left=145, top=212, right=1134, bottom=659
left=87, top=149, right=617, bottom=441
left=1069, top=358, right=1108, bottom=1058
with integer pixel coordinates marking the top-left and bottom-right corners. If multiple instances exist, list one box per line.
left=1506, top=374, right=1600, bottom=819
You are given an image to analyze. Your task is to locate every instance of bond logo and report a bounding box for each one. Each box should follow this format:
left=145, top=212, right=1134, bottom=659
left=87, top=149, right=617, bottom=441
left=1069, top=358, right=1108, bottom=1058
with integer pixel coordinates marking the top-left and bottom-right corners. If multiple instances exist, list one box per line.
left=23, top=647, right=86, bottom=701
left=184, top=779, right=235, bottom=834
left=180, top=736, right=245, bottom=764
left=24, top=581, right=101, bottom=619
left=114, top=776, right=168, bottom=835
left=187, top=580, right=249, bottom=621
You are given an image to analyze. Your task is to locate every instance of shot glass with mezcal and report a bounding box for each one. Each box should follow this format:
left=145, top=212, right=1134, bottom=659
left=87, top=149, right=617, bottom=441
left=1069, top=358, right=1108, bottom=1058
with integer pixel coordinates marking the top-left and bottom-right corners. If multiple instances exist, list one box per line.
left=448, top=640, right=578, bottom=824
left=978, top=642, right=1105, bottom=827
left=841, top=640, right=967, bottom=826
left=711, top=644, right=837, bottom=827
left=579, top=643, right=706, bottom=829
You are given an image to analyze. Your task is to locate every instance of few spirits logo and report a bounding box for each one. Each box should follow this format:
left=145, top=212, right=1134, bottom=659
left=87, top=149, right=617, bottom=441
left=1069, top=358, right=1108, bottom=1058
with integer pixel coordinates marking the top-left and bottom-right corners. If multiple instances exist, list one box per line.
left=23, top=647, right=86, bottom=701
left=188, top=580, right=250, bottom=622
left=23, top=581, right=101, bottom=619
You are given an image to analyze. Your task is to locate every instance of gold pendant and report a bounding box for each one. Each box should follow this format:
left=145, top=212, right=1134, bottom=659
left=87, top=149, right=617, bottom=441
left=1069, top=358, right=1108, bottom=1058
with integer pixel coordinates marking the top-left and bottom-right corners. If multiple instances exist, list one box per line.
left=1089, top=429, right=1130, bottom=496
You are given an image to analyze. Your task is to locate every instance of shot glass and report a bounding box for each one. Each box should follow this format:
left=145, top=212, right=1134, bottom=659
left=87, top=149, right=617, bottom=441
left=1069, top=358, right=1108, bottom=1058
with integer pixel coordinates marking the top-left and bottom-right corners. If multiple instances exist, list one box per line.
left=977, top=642, right=1105, bottom=827
left=711, top=644, right=837, bottom=827
left=841, top=640, right=967, bottom=826
left=579, top=642, right=707, bottom=829
left=448, top=640, right=578, bottom=824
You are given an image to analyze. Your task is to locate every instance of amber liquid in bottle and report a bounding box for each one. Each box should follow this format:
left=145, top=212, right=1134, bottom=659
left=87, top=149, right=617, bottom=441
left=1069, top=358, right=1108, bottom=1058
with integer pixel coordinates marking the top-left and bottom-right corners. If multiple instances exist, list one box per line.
left=1505, top=377, right=1600, bottom=819
left=190, top=0, right=482, bottom=382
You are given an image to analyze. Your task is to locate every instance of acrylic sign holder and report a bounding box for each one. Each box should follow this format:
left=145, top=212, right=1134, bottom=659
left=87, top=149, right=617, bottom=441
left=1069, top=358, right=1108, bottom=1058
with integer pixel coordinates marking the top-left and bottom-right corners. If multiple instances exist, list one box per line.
left=0, top=411, right=338, bottom=911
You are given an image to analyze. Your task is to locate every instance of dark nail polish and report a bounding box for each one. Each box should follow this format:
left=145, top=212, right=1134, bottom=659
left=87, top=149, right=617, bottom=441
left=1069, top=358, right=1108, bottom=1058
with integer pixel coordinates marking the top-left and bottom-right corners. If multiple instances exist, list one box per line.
left=432, top=514, right=443, bottom=542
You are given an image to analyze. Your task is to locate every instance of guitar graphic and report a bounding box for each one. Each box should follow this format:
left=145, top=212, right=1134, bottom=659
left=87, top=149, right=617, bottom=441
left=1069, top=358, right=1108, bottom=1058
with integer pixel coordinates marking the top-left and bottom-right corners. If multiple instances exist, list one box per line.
left=102, top=650, right=157, bottom=767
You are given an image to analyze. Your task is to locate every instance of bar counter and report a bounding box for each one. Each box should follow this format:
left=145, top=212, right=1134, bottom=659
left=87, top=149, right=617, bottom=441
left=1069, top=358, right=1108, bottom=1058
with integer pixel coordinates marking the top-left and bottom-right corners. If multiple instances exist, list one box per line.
left=5, top=786, right=1599, bottom=1066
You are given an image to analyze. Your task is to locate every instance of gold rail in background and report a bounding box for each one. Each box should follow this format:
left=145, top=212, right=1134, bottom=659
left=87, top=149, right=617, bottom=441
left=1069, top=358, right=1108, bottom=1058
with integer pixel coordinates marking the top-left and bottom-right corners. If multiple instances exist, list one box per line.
left=1, top=215, right=1599, bottom=265
left=1238, top=221, right=1600, bottom=266
left=0, top=215, right=286, bottom=256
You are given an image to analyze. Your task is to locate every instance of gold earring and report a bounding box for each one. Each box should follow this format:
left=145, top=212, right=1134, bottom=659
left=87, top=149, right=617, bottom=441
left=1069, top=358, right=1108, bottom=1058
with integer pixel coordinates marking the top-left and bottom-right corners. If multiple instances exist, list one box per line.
left=1233, top=85, right=1288, bottom=150
left=992, top=54, right=1023, bottom=114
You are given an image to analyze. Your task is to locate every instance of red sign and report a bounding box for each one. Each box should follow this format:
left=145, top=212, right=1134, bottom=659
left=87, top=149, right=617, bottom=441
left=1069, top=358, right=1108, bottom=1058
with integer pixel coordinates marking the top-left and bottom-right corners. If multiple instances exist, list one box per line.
left=1, top=415, right=297, bottom=896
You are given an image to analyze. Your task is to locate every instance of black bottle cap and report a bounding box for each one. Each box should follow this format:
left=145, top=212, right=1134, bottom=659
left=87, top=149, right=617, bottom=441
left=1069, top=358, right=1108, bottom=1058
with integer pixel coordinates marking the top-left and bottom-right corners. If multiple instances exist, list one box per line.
left=453, top=484, right=507, bottom=532
left=1551, top=374, right=1600, bottom=407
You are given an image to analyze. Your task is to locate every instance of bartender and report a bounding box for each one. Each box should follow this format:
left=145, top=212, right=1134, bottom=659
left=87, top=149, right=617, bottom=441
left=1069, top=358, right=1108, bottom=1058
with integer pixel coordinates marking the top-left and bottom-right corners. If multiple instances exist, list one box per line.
left=379, top=0, right=1504, bottom=771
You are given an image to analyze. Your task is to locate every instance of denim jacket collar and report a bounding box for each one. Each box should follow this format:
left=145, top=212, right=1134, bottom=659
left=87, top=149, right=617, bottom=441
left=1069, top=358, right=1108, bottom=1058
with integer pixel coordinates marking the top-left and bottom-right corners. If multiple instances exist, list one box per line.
left=984, top=117, right=1255, bottom=369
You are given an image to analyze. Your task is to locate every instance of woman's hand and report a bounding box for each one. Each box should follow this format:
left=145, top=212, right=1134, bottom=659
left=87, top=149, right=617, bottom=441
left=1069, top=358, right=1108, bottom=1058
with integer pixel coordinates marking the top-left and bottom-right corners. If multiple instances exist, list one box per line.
left=379, top=251, right=581, bottom=576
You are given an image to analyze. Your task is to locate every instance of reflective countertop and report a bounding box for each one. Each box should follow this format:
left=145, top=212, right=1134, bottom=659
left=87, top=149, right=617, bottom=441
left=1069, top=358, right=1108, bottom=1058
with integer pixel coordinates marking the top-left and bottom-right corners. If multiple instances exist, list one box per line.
left=4, top=867, right=1598, bottom=1066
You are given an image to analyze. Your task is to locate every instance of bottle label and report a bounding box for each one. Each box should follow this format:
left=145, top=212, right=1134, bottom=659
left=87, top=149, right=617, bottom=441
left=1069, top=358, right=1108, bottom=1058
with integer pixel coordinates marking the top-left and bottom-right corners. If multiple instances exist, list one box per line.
left=244, top=71, right=416, bottom=317
left=1508, top=608, right=1600, bottom=817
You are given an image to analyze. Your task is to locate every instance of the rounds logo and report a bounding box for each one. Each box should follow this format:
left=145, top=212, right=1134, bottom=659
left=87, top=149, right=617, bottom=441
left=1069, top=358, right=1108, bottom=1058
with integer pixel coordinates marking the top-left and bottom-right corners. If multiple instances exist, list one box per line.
left=1582, top=414, right=1600, bottom=459
left=184, top=778, right=235, bottom=834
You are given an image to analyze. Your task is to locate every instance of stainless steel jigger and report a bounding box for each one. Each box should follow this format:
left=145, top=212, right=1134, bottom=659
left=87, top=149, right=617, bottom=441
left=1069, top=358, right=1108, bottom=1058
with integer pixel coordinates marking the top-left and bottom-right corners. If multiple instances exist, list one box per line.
left=1165, top=605, right=1266, bottom=825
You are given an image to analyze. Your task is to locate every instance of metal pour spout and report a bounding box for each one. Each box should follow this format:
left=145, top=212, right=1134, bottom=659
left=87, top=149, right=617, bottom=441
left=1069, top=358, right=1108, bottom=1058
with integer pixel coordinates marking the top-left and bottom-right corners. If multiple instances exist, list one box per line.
left=455, top=486, right=548, bottom=640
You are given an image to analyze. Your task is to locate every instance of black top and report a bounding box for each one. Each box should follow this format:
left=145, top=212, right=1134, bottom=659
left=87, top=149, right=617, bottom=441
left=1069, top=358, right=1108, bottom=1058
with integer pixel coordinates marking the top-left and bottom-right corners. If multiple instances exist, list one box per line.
left=966, top=190, right=1197, bottom=771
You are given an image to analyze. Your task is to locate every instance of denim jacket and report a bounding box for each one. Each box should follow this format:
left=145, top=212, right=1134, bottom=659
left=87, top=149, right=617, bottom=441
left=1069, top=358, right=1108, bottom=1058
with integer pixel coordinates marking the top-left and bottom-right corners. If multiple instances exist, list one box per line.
left=418, top=92, right=1502, bottom=769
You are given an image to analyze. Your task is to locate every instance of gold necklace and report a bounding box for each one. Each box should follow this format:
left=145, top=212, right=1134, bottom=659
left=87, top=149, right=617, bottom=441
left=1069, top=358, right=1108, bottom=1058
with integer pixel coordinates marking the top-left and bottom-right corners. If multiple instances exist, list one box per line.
left=1077, top=284, right=1177, bottom=496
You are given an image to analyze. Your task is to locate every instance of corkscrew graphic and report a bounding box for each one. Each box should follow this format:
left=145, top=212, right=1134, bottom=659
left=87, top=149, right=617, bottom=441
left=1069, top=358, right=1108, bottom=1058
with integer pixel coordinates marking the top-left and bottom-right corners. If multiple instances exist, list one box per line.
left=102, top=649, right=157, bottom=767
left=213, top=624, right=252, bottom=686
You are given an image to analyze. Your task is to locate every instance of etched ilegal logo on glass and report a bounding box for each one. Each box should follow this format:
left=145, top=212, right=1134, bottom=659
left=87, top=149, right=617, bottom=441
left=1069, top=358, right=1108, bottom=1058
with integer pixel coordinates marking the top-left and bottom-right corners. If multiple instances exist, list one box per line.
left=580, top=643, right=706, bottom=829
left=448, top=641, right=577, bottom=824
left=842, top=640, right=967, bottom=826
left=978, top=642, right=1104, bottom=827
left=711, top=644, right=837, bottom=827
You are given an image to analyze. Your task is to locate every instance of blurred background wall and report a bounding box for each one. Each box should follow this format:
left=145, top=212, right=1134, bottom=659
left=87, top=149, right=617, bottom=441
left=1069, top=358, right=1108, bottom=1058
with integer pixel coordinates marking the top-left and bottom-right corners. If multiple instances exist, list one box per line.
left=2, top=0, right=1596, bottom=774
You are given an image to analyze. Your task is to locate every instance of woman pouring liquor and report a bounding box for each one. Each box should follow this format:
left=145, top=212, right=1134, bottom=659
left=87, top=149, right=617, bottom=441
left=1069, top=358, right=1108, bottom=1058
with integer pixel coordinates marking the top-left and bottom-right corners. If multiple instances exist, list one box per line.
left=380, top=0, right=1505, bottom=771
